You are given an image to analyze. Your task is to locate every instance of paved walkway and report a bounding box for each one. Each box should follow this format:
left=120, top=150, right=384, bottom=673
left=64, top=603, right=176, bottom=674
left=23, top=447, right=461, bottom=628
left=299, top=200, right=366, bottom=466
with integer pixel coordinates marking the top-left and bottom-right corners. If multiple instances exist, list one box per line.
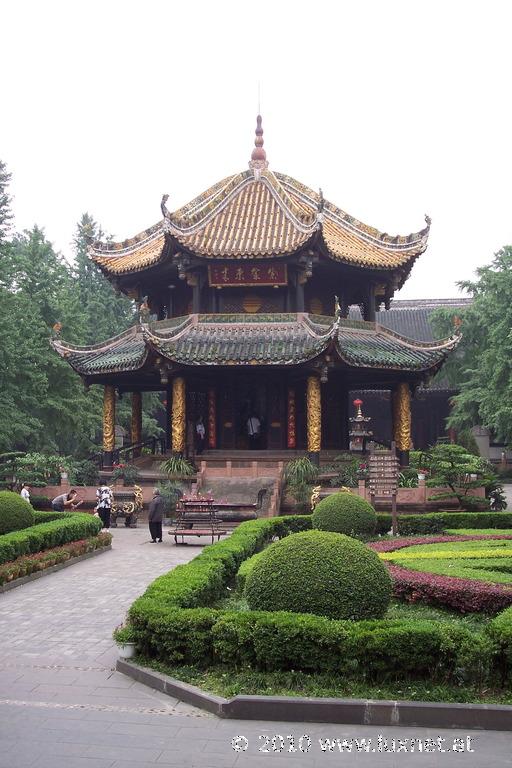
left=0, top=527, right=511, bottom=767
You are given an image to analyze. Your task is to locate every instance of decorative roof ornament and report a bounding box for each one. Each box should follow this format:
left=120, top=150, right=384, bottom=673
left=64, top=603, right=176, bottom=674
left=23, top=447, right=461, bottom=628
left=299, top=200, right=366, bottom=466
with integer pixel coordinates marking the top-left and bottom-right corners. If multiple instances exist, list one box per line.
left=317, top=188, right=325, bottom=224
left=52, top=321, right=63, bottom=339
left=161, top=194, right=170, bottom=218
left=249, top=114, right=269, bottom=179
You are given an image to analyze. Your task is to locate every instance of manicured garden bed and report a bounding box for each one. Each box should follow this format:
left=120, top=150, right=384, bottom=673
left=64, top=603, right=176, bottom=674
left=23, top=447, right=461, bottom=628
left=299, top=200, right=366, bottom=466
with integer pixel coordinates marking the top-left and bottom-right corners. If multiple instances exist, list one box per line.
left=0, top=530, right=111, bottom=587
left=135, top=659, right=512, bottom=705
left=371, top=535, right=512, bottom=613
left=126, top=513, right=512, bottom=700
left=0, top=506, right=109, bottom=588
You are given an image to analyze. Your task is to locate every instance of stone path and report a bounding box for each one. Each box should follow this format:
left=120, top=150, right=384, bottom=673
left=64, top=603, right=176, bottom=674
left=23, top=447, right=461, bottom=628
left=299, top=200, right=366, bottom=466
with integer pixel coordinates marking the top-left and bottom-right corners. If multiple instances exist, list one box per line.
left=0, top=527, right=511, bottom=767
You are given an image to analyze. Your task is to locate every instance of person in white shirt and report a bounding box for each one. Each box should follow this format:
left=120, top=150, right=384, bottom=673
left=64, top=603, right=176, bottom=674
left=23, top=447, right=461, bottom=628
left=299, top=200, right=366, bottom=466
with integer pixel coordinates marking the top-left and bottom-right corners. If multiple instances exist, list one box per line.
left=20, top=484, right=30, bottom=503
left=96, top=485, right=114, bottom=529
left=196, top=416, right=206, bottom=455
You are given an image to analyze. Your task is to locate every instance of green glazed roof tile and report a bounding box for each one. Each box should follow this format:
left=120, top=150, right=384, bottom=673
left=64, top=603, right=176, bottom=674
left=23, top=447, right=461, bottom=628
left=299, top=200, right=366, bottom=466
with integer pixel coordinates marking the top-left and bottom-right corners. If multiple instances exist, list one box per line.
left=53, top=313, right=458, bottom=376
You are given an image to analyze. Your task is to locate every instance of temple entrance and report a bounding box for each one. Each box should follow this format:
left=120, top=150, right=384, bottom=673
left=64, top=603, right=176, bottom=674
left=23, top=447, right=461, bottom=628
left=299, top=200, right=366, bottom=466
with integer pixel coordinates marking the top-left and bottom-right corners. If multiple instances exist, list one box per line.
left=215, top=374, right=286, bottom=450
left=234, top=377, right=267, bottom=449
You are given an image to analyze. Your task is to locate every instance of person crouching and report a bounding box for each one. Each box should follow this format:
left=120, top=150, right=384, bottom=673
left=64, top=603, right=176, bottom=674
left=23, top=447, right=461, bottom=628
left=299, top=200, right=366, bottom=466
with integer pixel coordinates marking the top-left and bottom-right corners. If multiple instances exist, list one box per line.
left=148, top=488, right=165, bottom=543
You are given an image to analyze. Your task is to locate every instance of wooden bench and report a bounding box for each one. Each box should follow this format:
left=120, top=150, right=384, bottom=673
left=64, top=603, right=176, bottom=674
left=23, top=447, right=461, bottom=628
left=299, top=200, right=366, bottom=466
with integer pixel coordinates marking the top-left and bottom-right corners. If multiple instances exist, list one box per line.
left=170, top=499, right=228, bottom=545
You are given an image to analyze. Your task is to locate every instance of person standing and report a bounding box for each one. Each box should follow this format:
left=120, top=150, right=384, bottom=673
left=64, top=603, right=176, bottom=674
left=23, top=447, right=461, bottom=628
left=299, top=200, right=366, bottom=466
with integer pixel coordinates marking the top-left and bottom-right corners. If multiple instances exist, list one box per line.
left=247, top=412, right=261, bottom=449
left=196, top=416, right=206, bottom=455
left=20, top=484, right=31, bottom=503
left=95, top=484, right=113, bottom=530
left=148, top=488, right=165, bottom=543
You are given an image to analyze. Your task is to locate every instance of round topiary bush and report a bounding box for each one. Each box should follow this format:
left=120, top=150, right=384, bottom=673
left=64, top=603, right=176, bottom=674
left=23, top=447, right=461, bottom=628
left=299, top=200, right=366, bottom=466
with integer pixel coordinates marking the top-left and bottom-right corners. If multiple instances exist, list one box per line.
left=244, top=529, right=392, bottom=620
left=312, top=491, right=376, bottom=538
left=0, top=490, right=35, bottom=535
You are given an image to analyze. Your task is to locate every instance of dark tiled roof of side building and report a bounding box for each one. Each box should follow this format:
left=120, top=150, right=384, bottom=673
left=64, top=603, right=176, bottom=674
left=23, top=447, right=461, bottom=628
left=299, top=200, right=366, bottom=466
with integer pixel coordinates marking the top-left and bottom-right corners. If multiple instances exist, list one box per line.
left=349, top=298, right=472, bottom=342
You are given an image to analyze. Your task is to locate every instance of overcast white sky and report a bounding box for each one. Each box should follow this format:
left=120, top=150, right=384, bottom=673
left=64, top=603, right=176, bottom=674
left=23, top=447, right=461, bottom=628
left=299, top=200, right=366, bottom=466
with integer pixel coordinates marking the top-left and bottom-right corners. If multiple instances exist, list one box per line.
left=3, top=0, right=511, bottom=299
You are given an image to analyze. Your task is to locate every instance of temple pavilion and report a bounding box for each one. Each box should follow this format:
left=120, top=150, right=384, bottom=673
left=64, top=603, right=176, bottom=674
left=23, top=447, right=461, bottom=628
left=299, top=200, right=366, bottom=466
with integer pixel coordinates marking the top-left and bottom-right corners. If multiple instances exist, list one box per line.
left=53, top=117, right=459, bottom=468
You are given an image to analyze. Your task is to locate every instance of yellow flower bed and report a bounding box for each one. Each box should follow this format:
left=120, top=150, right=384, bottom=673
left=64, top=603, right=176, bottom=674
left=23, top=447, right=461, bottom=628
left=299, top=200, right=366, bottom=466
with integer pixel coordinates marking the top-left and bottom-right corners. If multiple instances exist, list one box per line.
left=382, top=548, right=512, bottom=561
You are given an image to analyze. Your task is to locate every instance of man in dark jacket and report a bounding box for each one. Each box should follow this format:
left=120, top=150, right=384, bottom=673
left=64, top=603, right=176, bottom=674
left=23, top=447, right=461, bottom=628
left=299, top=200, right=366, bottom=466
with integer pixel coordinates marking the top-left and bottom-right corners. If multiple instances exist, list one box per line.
left=148, top=488, right=166, bottom=543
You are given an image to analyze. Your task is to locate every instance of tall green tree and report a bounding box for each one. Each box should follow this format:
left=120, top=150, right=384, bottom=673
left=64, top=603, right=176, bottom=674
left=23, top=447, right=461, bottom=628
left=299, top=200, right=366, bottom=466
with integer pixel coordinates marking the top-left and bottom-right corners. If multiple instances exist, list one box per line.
left=0, top=160, right=13, bottom=249
left=431, top=246, right=512, bottom=445
left=72, top=213, right=134, bottom=344
left=0, top=162, right=161, bottom=457
left=71, top=213, right=162, bottom=442
left=0, top=226, right=98, bottom=454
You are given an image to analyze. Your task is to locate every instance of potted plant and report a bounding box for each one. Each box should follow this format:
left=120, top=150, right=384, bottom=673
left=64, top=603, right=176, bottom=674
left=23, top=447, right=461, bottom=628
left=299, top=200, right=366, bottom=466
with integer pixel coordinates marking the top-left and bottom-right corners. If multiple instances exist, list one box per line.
left=113, top=624, right=137, bottom=659
left=417, top=468, right=428, bottom=481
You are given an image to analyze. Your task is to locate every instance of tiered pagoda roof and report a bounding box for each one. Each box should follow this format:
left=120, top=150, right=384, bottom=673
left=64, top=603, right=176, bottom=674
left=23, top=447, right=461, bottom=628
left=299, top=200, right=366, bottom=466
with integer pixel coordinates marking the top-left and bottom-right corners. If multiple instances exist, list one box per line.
left=52, top=314, right=459, bottom=379
left=89, top=118, right=430, bottom=287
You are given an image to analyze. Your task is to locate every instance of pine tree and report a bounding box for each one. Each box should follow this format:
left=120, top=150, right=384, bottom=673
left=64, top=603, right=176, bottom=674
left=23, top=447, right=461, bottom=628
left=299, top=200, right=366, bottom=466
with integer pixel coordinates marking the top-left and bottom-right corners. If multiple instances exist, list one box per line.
left=72, top=213, right=134, bottom=344
left=0, top=160, right=13, bottom=247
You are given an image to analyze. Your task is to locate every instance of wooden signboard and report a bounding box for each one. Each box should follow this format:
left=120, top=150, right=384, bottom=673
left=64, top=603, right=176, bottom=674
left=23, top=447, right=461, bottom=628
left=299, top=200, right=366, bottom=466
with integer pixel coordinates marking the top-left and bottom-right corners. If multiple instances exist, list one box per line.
left=208, top=263, right=287, bottom=287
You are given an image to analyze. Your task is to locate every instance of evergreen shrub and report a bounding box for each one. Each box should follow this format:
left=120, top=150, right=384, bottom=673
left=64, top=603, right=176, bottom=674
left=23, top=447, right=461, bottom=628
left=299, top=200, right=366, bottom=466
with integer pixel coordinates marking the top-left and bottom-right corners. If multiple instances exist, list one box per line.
left=312, top=492, right=376, bottom=538
left=244, top=530, right=392, bottom=620
left=375, top=511, right=512, bottom=536
left=0, top=491, right=35, bottom=535
left=236, top=549, right=265, bottom=592
left=127, top=514, right=497, bottom=682
left=488, top=606, right=512, bottom=681
left=0, top=511, right=101, bottom=565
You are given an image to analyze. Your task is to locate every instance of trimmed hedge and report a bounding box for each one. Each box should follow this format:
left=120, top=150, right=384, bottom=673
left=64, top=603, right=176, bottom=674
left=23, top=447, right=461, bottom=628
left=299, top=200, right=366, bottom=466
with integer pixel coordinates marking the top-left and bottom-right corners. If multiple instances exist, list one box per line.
left=0, top=531, right=111, bottom=586
left=371, top=536, right=512, bottom=613
left=388, top=563, right=512, bottom=614
left=312, top=492, right=376, bottom=538
left=0, top=491, right=34, bottom=534
left=210, top=611, right=493, bottom=680
left=488, top=607, right=512, bottom=681
left=0, top=511, right=102, bottom=565
left=236, top=550, right=265, bottom=592
left=376, top=511, right=512, bottom=536
left=244, top=530, right=392, bottom=620
left=30, top=495, right=51, bottom=511
left=128, top=514, right=494, bottom=682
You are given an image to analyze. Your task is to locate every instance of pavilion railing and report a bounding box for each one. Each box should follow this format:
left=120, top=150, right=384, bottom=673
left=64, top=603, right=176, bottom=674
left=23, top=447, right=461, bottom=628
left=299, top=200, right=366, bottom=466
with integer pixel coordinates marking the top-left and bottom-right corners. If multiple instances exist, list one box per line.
left=96, top=436, right=167, bottom=470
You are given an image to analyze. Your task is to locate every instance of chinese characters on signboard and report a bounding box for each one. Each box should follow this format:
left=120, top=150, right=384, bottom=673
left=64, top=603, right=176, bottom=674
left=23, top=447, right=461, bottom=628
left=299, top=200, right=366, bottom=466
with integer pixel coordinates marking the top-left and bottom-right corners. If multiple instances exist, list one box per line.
left=208, top=263, right=287, bottom=287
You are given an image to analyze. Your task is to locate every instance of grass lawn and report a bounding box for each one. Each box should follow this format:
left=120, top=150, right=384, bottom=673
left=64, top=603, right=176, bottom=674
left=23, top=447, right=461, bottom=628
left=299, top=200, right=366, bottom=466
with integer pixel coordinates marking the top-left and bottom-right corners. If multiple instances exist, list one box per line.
left=382, top=538, right=512, bottom=584
left=130, top=528, right=512, bottom=706
left=135, top=657, right=512, bottom=705
left=445, top=528, right=512, bottom=535
left=214, top=594, right=488, bottom=628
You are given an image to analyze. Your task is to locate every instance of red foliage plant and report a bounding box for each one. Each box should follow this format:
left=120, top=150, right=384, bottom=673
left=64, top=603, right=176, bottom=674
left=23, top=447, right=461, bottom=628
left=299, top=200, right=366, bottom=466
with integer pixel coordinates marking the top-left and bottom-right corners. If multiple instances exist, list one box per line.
left=369, top=535, right=512, bottom=614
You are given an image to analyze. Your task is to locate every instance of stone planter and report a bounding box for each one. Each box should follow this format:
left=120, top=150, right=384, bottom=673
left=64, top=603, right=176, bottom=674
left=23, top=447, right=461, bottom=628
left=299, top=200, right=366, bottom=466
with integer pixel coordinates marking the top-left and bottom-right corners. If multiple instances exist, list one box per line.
left=117, top=642, right=136, bottom=659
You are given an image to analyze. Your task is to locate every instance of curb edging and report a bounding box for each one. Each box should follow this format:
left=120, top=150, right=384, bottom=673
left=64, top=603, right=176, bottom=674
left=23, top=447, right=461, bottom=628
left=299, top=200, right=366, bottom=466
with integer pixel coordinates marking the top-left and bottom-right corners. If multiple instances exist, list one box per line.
left=117, top=659, right=512, bottom=731
left=0, top=545, right=112, bottom=594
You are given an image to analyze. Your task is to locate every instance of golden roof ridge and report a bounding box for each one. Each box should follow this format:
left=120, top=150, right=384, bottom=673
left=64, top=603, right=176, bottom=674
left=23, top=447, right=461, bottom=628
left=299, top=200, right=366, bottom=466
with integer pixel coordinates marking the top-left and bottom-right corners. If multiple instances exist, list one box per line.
left=164, top=173, right=318, bottom=243
left=276, top=172, right=429, bottom=251
left=88, top=221, right=163, bottom=256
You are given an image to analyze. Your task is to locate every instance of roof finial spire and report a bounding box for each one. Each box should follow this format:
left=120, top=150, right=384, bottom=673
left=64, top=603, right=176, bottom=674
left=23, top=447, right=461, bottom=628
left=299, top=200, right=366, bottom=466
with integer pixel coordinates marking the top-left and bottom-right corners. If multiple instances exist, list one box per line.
left=249, top=114, right=269, bottom=176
